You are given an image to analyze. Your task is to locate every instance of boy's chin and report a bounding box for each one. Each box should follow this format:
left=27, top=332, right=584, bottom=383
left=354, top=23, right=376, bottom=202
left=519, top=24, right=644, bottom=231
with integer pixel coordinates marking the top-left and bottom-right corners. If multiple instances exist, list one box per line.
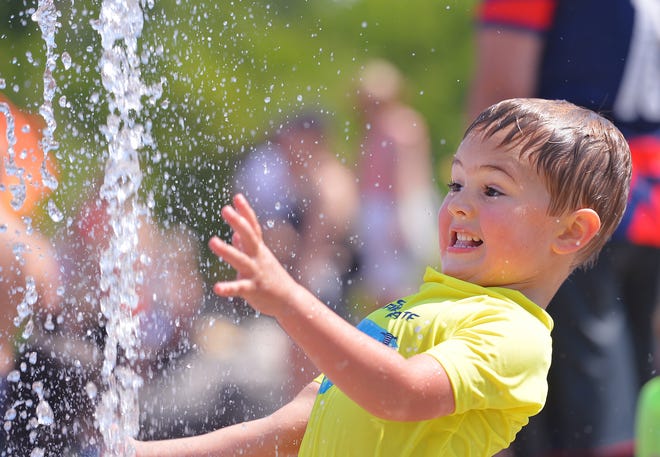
left=440, top=265, right=495, bottom=288
left=440, top=265, right=473, bottom=283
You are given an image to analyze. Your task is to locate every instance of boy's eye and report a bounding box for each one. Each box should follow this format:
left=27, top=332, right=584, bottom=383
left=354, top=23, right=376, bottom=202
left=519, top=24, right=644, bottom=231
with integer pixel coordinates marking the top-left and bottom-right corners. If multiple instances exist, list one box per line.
left=447, top=181, right=462, bottom=192
left=484, top=186, right=503, bottom=197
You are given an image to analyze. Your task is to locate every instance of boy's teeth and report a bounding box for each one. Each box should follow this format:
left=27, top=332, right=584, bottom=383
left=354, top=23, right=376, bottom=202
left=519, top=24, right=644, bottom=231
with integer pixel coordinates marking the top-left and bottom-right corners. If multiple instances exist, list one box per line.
left=456, top=233, right=481, bottom=242
left=454, top=232, right=483, bottom=248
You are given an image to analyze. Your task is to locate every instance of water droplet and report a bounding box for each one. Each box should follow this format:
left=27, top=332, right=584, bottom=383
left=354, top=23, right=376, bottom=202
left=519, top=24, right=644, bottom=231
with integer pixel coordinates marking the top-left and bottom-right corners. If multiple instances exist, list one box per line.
left=22, top=319, right=35, bottom=339
left=6, top=370, right=20, bottom=383
left=47, top=200, right=64, bottom=222
left=61, top=51, right=72, bottom=70
left=4, top=408, right=16, bottom=421
left=36, top=400, right=54, bottom=426
left=33, top=380, right=45, bottom=397
left=266, top=219, right=275, bottom=228
left=44, top=314, right=55, bottom=331
left=41, top=167, right=58, bottom=190
left=86, top=382, right=98, bottom=400
left=9, top=184, right=27, bottom=211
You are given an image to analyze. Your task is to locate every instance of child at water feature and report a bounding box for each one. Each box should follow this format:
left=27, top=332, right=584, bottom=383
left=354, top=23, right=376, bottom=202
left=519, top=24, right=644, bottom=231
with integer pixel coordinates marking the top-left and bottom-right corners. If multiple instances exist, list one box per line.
left=133, top=98, right=632, bottom=457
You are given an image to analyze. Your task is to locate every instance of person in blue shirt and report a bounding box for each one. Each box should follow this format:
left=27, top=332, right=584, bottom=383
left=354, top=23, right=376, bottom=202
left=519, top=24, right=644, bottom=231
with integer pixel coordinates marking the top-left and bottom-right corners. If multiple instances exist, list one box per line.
left=468, top=1, right=660, bottom=456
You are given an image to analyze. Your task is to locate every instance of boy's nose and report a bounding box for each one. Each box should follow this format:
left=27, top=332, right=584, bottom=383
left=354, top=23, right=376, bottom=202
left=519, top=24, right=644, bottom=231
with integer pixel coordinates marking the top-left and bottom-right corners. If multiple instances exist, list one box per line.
left=447, top=195, right=474, bottom=218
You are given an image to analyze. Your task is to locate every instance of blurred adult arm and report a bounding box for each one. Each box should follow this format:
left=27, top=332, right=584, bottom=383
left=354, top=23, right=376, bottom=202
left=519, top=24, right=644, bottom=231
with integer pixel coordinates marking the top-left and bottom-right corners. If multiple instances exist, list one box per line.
left=466, top=23, right=544, bottom=121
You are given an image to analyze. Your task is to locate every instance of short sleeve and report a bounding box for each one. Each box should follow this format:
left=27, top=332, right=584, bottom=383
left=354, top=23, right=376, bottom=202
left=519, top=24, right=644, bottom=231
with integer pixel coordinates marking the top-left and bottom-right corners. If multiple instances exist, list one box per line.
left=477, top=0, right=558, bottom=32
left=425, top=301, right=552, bottom=416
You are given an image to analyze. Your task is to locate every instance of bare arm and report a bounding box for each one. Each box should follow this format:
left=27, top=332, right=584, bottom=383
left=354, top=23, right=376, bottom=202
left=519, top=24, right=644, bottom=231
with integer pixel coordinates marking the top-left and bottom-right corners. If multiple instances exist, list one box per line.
left=134, top=381, right=318, bottom=457
left=467, top=27, right=544, bottom=121
left=208, top=194, right=455, bottom=422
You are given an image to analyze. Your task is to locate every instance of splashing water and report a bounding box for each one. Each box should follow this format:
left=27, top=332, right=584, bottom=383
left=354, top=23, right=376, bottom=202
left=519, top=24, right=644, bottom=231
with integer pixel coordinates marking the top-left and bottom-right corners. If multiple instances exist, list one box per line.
left=32, top=0, right=60, bottom=195
left=24, top=0, right=165, bottom=454
left=91, top=0, right=163, bottom=455
left=0, top=101, right=27, bottom=211
left=2, top=47, right=48, bottom=457
left=0, top=1, right=63, bottom=455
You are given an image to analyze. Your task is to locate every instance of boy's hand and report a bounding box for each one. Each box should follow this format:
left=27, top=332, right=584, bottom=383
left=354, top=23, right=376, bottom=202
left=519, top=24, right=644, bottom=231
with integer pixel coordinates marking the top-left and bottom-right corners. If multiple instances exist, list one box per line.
left=208, top=193, right=299, bottom=317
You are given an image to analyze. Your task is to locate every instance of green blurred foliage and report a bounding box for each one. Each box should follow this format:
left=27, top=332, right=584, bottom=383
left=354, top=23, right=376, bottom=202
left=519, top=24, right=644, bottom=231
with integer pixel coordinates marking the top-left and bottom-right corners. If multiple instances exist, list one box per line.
left=1, top=0, right=477, bottom=238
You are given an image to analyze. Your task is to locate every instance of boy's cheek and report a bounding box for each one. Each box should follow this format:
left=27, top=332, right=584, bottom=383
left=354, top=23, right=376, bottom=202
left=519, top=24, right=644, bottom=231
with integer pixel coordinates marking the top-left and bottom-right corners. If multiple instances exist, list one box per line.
left=437, top=229, right=450, bottom=253
left=437, top=211, right=452, bottom=244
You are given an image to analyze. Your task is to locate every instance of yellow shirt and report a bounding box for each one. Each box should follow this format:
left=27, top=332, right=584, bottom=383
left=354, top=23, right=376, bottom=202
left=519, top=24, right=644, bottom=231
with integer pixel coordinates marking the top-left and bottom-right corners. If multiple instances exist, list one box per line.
left=299, top=268, right=553, bottom=457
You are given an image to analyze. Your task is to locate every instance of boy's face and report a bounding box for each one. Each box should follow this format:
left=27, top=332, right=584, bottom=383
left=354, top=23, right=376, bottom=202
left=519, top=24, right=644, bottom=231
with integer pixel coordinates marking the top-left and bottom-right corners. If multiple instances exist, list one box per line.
left=438, top=131, right=561, bottom=291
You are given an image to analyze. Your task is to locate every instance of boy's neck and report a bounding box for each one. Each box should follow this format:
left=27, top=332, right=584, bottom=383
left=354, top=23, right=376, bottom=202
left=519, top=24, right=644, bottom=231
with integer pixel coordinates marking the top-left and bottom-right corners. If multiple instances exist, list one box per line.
left=510, top=273, right=568, bottom=310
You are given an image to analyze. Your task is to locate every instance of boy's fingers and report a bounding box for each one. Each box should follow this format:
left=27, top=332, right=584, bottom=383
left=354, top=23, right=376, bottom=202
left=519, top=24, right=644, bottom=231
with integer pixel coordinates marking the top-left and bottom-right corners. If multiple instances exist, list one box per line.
left=220, top=205, right=260, bottom=255
left=208, top=236, right=254, bottom=273
left=232, top=231, right=243, bottom=252
left=213, top=279, right=255, bottom=297
left=208, top=194, right=268, bottom=300
left=233, top=193, right=263, bottom=239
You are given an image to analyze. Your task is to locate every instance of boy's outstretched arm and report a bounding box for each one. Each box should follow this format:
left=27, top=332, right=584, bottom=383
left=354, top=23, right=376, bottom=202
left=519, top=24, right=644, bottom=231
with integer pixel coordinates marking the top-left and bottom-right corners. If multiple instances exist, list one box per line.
left=134, top=381, right=318, bottom=457
left=209, top=194, right=455, bottom=422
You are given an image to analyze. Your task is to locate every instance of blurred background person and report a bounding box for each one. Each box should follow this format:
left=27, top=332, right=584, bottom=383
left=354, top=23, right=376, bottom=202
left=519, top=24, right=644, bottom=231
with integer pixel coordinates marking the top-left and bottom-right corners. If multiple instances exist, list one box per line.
left=468, top=1, right=660, bottom=456
left=234, top=112, right=360, bottom=398
left=634, top=287, right=660, bottom=457
left=4, top=178, right=206, bottom=456
left=0, top=93, right=61, bottom=450
left=354, top=58, right=440, bottom=309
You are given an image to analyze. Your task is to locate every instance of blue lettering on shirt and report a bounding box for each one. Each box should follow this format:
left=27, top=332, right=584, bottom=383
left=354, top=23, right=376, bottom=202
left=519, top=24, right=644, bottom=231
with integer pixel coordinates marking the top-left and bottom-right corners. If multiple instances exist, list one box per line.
left=318, top=318, right=399, bottom=394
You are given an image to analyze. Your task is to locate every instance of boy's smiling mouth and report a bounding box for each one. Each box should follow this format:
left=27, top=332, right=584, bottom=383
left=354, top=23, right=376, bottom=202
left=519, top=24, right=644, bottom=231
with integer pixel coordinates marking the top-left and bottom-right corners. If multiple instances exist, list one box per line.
left=452, top=231, right=483, bottom=248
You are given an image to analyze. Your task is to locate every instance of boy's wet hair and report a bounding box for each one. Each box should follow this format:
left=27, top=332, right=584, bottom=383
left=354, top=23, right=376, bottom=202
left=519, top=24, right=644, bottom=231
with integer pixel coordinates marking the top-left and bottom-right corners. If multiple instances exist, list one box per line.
left=465, top=98, right=632, bottom=268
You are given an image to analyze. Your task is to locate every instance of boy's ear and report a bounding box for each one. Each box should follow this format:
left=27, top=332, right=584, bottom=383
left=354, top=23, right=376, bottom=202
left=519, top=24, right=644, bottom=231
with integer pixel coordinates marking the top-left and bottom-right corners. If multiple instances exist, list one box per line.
left=553, top=208, right=601, bottom=255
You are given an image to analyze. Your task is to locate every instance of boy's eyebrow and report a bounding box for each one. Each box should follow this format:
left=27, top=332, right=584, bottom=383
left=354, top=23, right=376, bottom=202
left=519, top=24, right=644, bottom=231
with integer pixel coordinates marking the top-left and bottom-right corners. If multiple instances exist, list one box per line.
left=452, top=157, right=516, bottom=181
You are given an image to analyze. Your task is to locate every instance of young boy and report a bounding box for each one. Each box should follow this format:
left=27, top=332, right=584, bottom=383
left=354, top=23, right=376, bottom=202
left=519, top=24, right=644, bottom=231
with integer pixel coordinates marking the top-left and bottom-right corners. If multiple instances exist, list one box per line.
left=134, top=98, right=631, bottom=456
